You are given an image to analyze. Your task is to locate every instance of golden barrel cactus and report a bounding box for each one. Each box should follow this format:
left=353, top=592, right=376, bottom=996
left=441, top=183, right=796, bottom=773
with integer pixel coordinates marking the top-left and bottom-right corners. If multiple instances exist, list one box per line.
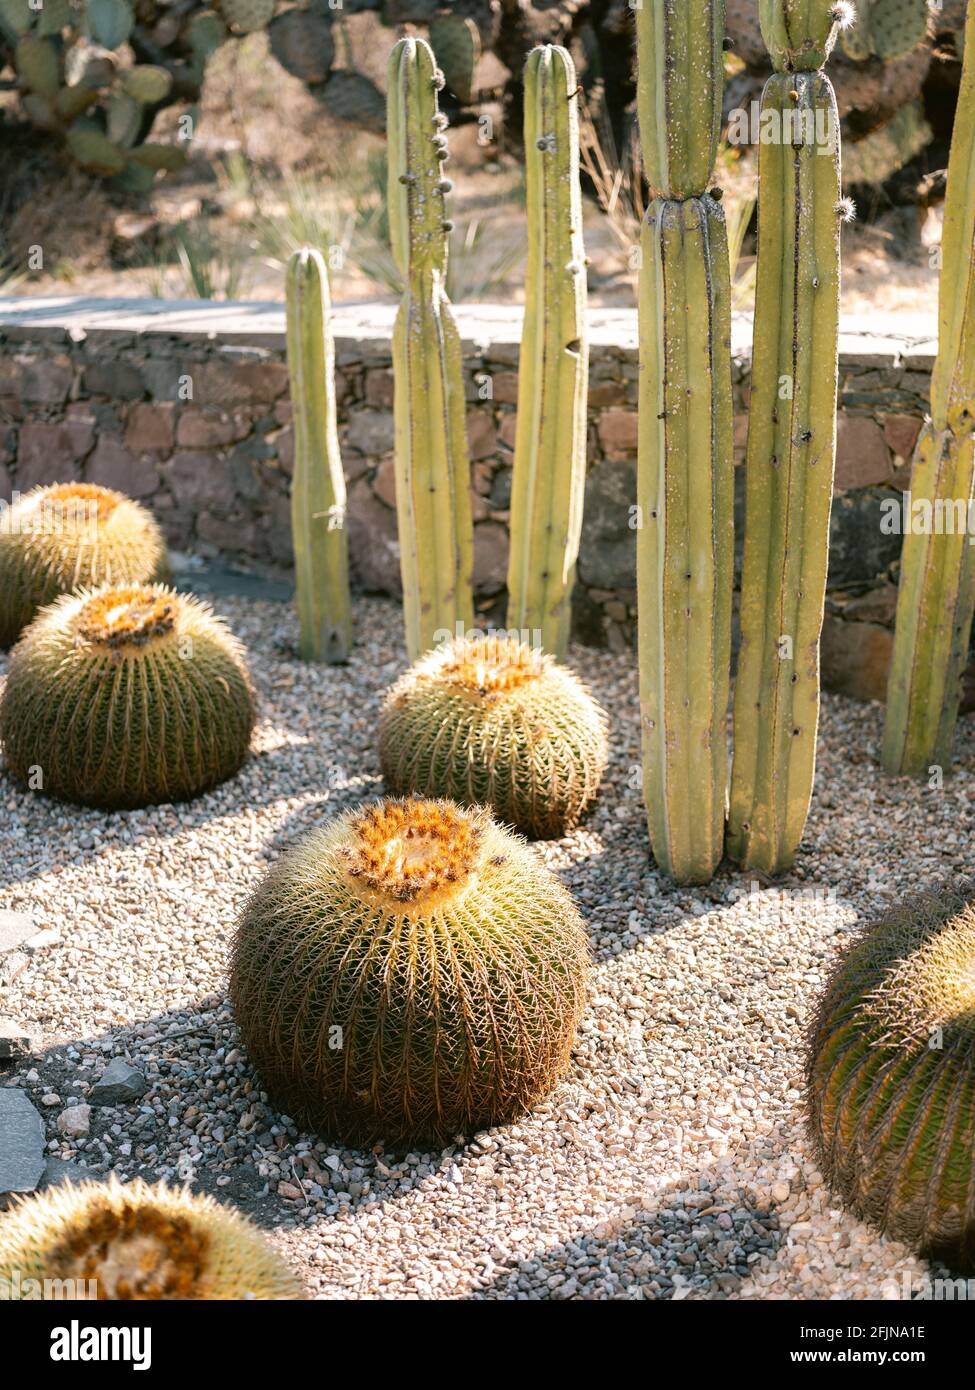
left=0, top=1178, right=302, bottom=1300
left=806, top=884, right=975, bottom=1270
left=378, top=635, right=609, bottom=839
left=0, top=483, right=167, bottom=648
left=0, top=584, right=255, bottom=809
left=230, top=797, right=591, bottom=1148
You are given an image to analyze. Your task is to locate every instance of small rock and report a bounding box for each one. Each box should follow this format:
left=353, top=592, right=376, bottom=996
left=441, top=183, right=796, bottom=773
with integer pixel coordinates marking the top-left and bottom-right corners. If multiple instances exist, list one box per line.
left=88, top=1058, right=146, bottom=1108
left=25, top=927, right=60, bottom=951
left=0, top=1090, right=45, bottom=1194
left=57, top=1104, right=91, bottom=1138
left=0, top=1017, right=34, bottom=1060
left=0, top=910, right=37, bottom=954
left=40, top=1156, right=87, bottom=1190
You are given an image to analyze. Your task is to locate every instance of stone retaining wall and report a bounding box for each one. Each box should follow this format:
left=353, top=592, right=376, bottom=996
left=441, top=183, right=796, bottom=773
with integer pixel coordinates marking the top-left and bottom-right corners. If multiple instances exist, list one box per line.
left=0, top=297, right=945, bottom=700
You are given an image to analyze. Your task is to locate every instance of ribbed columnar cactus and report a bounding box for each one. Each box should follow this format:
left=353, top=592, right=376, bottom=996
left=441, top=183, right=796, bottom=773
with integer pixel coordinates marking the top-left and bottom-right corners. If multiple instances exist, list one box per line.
left=506, top=44, right=589, bottom=659
left=286, top=246, right=352, bottom=664
left=388, top=36, right=474, bottom=661
left=0, top=1178, right=302, bottom=1299
left=727, top=1, right=850, bottom=874
left=806, top=884, right=975, bottom=1270
left=882, top=1, right=975, bottom=778
left=636, top=0, right=734, bottom=884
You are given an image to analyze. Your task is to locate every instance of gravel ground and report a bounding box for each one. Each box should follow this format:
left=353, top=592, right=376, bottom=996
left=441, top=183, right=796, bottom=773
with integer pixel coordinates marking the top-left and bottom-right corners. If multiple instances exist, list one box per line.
left=1, top=593, right=972, bottom=1300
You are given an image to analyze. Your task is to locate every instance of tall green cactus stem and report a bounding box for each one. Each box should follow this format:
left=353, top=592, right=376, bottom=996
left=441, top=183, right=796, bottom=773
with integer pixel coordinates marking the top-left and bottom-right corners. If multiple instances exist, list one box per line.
left=882, top=2, right=975, bottom=778
left=759, top=0, right=850, bottom=70
left=636, top=0, right=734, bottom=884
left=727, top=36, right=845, bottom=873
left=636, top=0, right=725, bottom=200
left=506, top=44, right=588, bottom=658
left=286, top=247, right=352, bottom=664
left=388, top=36, right=474, bottom=661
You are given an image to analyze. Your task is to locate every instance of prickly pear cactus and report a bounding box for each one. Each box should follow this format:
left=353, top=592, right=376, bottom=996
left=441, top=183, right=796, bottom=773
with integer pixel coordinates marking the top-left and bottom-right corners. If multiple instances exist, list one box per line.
left=840, top=0, right=931, bottom=62
left=0, top=0, right=237, bottom=186
left=429, top=12, right=480, bottom=104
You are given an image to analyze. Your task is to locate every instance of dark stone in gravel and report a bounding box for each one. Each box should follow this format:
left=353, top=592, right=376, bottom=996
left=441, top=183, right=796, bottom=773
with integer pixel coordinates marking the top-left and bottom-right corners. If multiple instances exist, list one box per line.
left=89, top=1058, right=147, bottom=1108
left=0, top=1089, right=45, bottom=1195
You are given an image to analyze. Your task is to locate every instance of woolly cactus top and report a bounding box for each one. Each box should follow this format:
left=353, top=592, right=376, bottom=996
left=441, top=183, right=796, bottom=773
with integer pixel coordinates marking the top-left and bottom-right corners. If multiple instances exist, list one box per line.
left=0, top=1178, right=301, bottom=1300
left=8, top=481, right=122, bottom=531
left=435, top=634, right=547, bottom=696
left=75, top=587, right=178, bottom=650
left=339, top=797, right=486, bottom=906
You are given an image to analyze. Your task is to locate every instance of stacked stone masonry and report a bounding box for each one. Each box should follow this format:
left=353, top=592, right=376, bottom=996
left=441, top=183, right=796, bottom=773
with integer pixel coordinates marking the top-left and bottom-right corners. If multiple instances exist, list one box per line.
left=0, top=298, right=955, bottom=703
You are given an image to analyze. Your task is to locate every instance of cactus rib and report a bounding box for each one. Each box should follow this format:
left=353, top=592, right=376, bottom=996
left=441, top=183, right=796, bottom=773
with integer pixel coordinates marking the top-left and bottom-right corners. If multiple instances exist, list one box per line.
left=728, top=69, right=843, bottom=873
left=388, top=36, right=474, bottom=660
left=506, top=44, right=589, bottom=658
left=286, top=247, right=353, bottom=664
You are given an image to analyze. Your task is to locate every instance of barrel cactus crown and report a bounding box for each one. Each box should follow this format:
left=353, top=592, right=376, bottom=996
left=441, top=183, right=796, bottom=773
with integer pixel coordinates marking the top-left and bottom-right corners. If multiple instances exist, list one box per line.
left=230, top=797, right=591, bottom=1147
left=0, top=584, right=255, bottom=809
left=378, top=635, right=609, bottom=839
left=0, top=483, right=167, bottom=648
left=806, top=885, right=975, bottom=1270
left=0, top=1178, right=302, bottom=1300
